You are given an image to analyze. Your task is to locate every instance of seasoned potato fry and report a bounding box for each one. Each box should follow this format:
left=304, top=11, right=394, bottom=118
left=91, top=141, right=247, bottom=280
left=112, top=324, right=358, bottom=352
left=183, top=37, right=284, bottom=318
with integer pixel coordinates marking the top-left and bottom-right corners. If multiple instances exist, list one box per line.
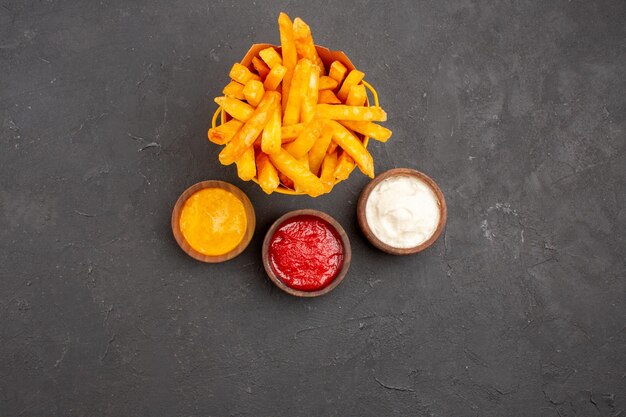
left=318, top=76, right=339, bottom=91
left=318, top=90, right=342, bottom=104
left=327, top=141, right=338, bottom=155
left=261, top=105, right=281, bottom=154
left=334, top=152, right=356, bottom=181
left=278, top=13, right=297, bottom=111
left=235, top=146, right=256, bottom=181
left=243, top=80, right=265, bottom=107
left=259, top=47, right=283, bottom=69
left=285, top=119, right=323, bottom=159
left=337, top=69, right=365, bottom=102
left=214, top=96, right=255, bottom=121
left=293, top=18, right=325, bottom=73
left=229, top=63, right=261, bottom=84
left=320, top=151, right=339, bottom=191
left=308, top=123, right=333, bottom=176
left=269, top=148, right=326, bottom=197
left=346, top=84, right=367, bottom=106
left=280, top=123, right=305, bottom=142
left=223, top=81, right=245, bottom=100
left=256, top=153, right=280, bottom=194
left=252, top=57, right=270, bottom=79
left=294, top=155, right=310, bottom=193
left=263, top=64, right=287, bottom=91
left=283, top=58, right=312, bottom=125
left=328, top=61, right=348, bottom=85
left=300, top=69, right=319, bottom=124
left=208, top=119, right=243, bottom=145
left=339, top=120, right=392, bottom=142
left=327, top=120, right=374, bottom=178
left=219, top=91, right=280, bottom=165
left=316, top=104, right=387, bottom=122
left=277, top=170, right=295, bottom=190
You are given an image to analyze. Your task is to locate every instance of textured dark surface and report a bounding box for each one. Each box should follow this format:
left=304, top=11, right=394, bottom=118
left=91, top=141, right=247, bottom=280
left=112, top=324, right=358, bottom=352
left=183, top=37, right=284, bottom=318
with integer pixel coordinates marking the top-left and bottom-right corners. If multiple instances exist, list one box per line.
left=1, top=0, right=625, bottom=416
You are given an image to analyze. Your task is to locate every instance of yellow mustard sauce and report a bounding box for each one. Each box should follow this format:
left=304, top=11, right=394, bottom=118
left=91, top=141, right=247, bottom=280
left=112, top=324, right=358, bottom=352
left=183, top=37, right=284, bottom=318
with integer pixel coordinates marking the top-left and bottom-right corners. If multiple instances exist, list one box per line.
left=179, top=188, right=247, bottom=256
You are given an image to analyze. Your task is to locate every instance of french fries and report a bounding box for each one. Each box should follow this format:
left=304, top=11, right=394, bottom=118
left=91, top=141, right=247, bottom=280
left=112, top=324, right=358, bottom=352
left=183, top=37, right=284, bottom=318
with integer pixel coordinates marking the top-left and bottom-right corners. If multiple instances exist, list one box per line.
left=256, top=153, right=279, bottom=194
left=329, top=61, right=348, bottom=84
left=269, top=149, right=325, bottom=197
left=252, top=57, right=270, bottom=79
left=283, top=58, right=312, bottom=126
left=315, top=104, right=387, bottom=122
left=214, top=96, right=255, bottom=121
left=318, top=76, right=339, bottom=91
left=293, top=18, right=325, bottom=73
left=318, top=90, right=341, bottom=104
left=223, top=81, right=245, bottom=100
left=219, top=91, right=280, bottom=165
left=208, top=119, right=243, bottom=145
left=261, top=105, right=281, bottom=154
left=337, top=69, right=365, bottom=102
left=209, top=13, right=392, bottom=197
left=243, top=80, right=265, bottom=107
left=346, top=84, right=367, bottom=106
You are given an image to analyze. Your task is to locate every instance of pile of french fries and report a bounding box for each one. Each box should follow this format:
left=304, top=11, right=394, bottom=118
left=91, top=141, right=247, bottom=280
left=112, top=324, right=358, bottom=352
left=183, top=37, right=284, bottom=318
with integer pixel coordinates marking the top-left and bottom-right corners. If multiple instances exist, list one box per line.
left=208, top=13, right=392, bottom=197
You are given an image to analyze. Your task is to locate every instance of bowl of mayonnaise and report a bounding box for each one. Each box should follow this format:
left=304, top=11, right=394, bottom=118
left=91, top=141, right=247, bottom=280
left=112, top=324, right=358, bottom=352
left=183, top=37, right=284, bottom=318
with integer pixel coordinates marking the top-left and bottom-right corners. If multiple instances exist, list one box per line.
left=357, top=168, right=447, bottom=255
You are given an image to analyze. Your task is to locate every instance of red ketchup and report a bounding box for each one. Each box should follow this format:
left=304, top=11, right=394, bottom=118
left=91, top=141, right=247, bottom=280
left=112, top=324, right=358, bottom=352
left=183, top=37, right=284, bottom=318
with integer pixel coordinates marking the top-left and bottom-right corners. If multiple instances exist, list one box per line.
left=268, top=215, right=344, bottom=291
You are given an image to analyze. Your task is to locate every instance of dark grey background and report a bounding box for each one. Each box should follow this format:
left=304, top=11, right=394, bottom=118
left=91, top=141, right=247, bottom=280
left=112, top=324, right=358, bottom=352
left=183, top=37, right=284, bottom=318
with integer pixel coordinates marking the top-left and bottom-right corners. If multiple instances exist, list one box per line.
left=1, top=0, right=624, bottom=416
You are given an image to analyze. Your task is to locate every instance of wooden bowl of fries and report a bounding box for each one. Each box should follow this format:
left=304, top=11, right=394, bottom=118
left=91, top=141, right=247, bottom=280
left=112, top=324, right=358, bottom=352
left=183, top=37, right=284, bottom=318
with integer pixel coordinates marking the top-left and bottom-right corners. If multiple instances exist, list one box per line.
left=208, top=14, right=392, bottom=197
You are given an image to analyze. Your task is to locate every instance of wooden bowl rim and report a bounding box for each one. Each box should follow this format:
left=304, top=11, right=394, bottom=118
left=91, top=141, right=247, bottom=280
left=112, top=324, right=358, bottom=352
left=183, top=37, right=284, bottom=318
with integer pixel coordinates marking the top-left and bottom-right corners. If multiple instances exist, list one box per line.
left=262, top=209, right=352, bottom=297
left=357, top=168, right=447, bottom=255
left=171, top=180, right=256, bottom=263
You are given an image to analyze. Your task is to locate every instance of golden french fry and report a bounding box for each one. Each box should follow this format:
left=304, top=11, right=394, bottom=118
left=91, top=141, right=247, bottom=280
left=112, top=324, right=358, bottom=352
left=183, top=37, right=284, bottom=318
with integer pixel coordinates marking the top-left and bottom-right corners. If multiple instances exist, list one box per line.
left=269, top=148, right=326, bottom=197
left=318, top=90, right=342, bottom=104
left=252, top=57, right=270, bottom=79
left=259, top=47, right=282, bottom=69
left=263, top=64, right=287, bottom=91
left=346, top=84, right=367, bottom=106
left=318, top=76, right=338, bottom=91
left=333, top=152, right=356, bottom=181
left=243, top=80, right=265, bottom=107
left=219, top=91, right=280, bottom=165
left=337, top=69, right=365, bottom=102
left=327, top=120, right=374, bottom=178
left=294, top=154, right=310, bottom=194
left=308, top=123, right=333, bottom=176
left=292, top=18, right=325, bottom=74
left=229, top=63, right=261, bottom=84
left=261, top=104, right=281, bottom=154
left=285, top=119, right=323, bottom=159
left=283, top=58, right=312, bottom=126
left=339, top=120, right=392, bottom=142
left=214, top=96, right=255, bottom=121
left=278, top=13, right=297, bottom=112
left=320, top=151, right=339, bottom=191
left=277, top=170, right=295, bottom=190
left=223, top=81, right=245, bottom=100
left=256, top=153, right=280, bottom=194
left=316, top=104, right=387, bottom=122
left=208, top=119, right=243, bottom=145
left=235, top=146, right=256, bottom=181
left=300, top=69, right=319, bottom=124
left=329, top=61, right=348, bottom=85
left=327, top=141, right=338, bottom=154
left=280, top=123, right=305, bottom=143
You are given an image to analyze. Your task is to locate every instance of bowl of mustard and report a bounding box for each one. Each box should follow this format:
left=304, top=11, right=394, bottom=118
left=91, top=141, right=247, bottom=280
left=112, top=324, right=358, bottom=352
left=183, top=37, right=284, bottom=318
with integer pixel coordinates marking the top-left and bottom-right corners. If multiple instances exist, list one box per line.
left=171, top=180, right=255, bottom=263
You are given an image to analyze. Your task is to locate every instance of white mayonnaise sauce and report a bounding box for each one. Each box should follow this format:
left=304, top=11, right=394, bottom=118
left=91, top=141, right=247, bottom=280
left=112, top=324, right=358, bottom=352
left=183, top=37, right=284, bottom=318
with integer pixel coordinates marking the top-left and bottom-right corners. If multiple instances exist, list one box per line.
left=365, top=175, right=441, bottom=248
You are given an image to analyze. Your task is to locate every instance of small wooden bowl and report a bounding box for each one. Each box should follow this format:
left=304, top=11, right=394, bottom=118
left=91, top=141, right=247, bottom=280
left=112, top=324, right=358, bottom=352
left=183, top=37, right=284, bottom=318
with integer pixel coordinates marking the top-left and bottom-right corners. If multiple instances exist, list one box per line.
left=171, top=180, right=255, bottom=263
left=262, top=209, right=352, bottom=297
left=357, top=168, right=447, bottom=255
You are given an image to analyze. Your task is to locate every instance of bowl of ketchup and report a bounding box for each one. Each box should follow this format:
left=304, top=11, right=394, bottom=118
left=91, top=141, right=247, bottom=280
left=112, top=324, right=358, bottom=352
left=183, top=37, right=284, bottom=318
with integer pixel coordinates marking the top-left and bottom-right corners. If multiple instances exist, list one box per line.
left=262, top=209, right=351, bottom=297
